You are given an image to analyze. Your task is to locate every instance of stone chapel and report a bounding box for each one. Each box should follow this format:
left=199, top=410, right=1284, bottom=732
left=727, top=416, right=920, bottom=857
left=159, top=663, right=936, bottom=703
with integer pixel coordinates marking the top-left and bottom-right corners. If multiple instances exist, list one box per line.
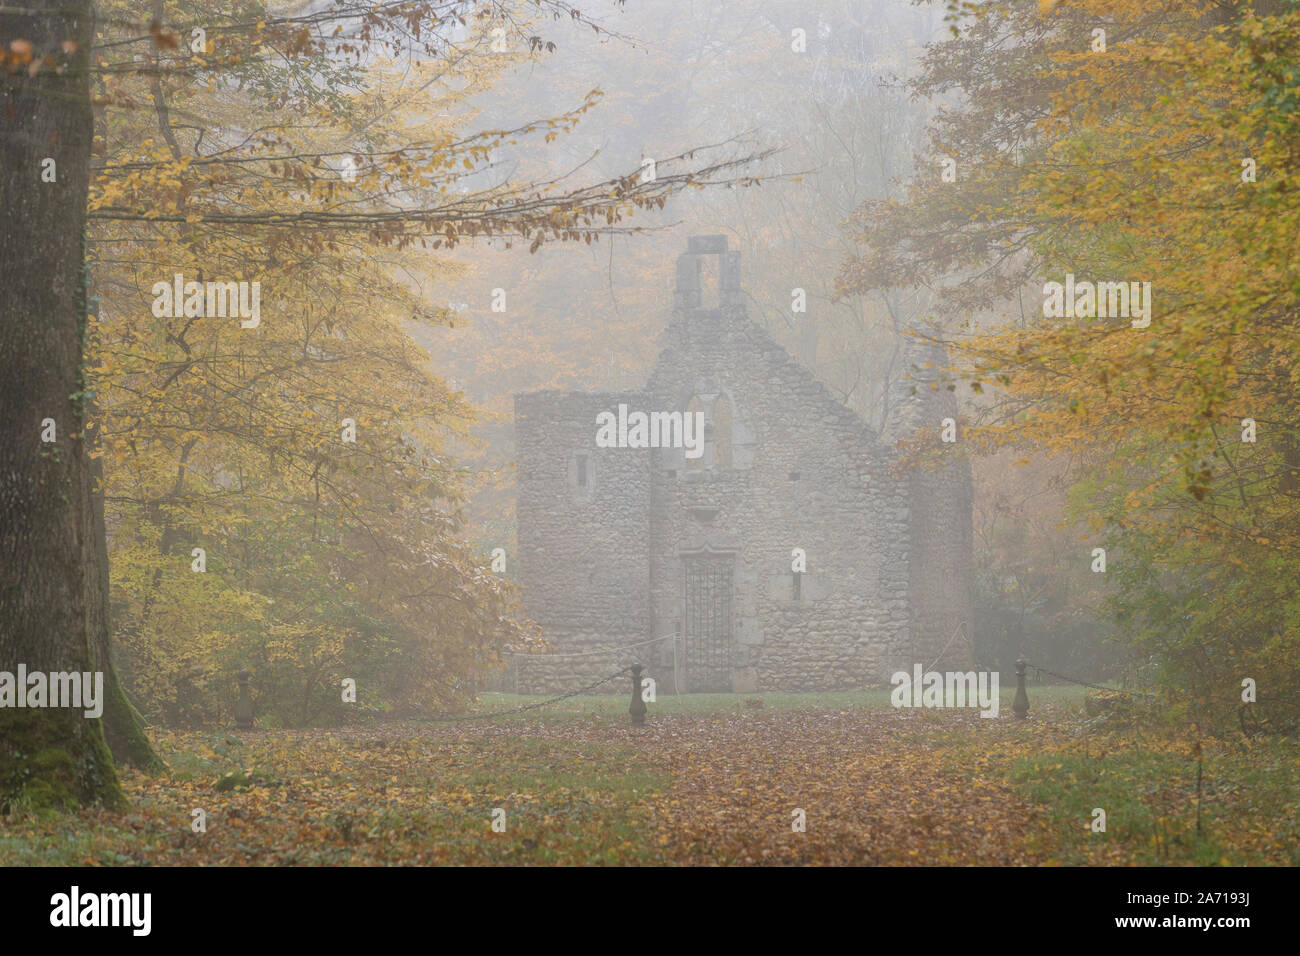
left=513, top=235, right=973, bottom=693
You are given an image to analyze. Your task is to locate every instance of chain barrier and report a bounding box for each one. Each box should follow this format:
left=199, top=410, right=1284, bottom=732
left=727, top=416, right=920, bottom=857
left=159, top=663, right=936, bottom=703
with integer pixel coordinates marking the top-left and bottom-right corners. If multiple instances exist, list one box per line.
left=516, top=634, right=668, bottom=660
left=925, top=620, right=970, bottom=672
left=1027, top=661, right=1298, bottom=734
left=1025, top=661, right=1156, bottom=699
left=348, top=665, right=634, bottom=725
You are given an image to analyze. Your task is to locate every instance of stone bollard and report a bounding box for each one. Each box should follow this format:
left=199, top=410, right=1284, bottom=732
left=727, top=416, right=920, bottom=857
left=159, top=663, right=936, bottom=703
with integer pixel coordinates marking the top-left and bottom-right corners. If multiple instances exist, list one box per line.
left=1013, top=658, right=1030, bottom=719
left=234, top=669, right=254, bottom=730
left=629, top=663, right=647, bottom=726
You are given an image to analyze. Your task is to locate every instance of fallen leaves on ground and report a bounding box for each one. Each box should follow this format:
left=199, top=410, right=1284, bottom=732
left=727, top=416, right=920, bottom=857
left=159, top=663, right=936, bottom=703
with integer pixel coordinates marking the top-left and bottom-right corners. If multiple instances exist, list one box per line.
left=3, top=700, right=1294, bottom=865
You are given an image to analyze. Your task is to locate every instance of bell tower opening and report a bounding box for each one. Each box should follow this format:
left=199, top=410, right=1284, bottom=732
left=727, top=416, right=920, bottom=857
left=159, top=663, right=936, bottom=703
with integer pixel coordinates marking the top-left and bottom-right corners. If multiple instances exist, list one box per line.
left=673, top=234, right=742, bottom=314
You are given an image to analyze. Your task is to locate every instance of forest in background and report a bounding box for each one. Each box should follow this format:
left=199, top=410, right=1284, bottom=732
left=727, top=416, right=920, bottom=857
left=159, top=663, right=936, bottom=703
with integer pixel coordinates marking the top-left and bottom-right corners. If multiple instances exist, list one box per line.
left=7, top=0, right=1296, bottom=767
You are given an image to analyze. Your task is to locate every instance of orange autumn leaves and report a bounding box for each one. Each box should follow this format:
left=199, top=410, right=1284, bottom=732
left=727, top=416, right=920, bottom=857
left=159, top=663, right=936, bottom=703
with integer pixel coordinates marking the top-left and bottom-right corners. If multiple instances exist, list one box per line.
left=838, top=0, right=1300, bottom=727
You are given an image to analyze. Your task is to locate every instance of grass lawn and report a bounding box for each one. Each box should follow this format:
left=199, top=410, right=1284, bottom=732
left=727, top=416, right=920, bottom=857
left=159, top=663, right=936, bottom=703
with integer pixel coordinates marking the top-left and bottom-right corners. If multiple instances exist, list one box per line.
left=472, top=681, right=1087, bottom=719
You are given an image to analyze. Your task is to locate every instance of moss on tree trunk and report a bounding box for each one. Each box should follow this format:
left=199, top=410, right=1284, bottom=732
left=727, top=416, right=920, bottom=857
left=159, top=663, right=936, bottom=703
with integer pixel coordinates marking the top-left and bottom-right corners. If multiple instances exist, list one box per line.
left=90, top=442, right=164, bottom=774
left=101, top=664, right=165, bottom=773
left=0, top=708, right=126, bottom=814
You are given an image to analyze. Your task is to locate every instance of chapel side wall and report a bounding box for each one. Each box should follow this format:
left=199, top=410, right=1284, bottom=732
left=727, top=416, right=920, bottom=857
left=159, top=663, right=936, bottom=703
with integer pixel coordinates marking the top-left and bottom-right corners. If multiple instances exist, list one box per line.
left=885, top=340, right=976, bottom=672
left=513, top=390, right=652, bottom=693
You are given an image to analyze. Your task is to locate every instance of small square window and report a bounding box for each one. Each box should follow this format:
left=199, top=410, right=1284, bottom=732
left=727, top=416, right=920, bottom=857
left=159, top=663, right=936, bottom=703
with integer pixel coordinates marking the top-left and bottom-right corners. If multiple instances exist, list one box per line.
left=789, top=471, right=800, bottom=481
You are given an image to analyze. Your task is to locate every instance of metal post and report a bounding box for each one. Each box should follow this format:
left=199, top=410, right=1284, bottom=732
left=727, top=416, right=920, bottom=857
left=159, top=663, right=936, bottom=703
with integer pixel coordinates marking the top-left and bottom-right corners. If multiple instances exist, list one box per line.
left=234, top=669, right=254, bottom=729
left=629, top=663, right=647, bottom=725
left=672, top=627, right=681, bottom=696
left=1013, top=658, right=1030, bottom=719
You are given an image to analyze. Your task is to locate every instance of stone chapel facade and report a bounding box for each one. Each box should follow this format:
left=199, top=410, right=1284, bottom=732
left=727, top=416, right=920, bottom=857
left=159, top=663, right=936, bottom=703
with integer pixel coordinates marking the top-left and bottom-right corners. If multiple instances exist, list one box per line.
left=512, top=236, right=973, bottom=694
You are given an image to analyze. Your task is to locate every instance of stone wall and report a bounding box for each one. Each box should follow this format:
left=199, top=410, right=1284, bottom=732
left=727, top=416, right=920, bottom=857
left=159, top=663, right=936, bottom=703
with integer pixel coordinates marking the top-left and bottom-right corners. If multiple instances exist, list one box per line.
left=883, top=336, right=976, bottom=672
left=513, top=390, right=653, bottom=692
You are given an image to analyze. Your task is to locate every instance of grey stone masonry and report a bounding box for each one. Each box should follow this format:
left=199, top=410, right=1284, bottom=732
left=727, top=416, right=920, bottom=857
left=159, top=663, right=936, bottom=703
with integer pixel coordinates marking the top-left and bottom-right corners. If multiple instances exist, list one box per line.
left=513, top=236, right=973, bottom=694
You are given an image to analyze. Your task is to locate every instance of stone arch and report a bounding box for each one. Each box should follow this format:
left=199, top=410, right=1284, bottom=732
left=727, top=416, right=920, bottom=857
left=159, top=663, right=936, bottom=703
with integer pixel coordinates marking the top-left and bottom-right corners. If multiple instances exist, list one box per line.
left=673, top=382, right=752, bottom=473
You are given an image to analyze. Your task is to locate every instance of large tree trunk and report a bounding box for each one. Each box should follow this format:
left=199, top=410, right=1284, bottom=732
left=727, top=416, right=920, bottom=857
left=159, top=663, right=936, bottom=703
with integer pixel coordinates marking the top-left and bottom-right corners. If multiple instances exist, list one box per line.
left=0, top=0, right=128, bottom=810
